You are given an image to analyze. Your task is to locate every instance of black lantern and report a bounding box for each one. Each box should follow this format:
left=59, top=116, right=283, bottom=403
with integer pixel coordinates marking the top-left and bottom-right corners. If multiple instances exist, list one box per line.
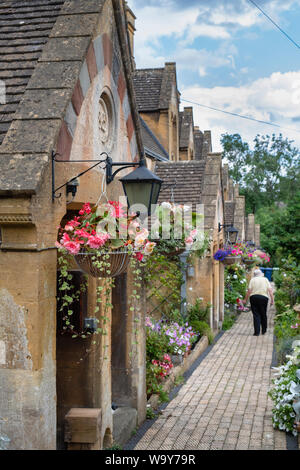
left=218, top=223, right=239, bottom=245
left=225, top=225, right=239, bottom=245
left=52, top=152, right=163, bottom=217
left=119, top=161, right=162, bottom=217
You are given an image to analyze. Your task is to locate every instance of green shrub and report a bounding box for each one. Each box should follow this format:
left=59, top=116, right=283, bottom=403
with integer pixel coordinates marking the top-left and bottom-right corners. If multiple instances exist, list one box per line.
left=186, top=298, right=211, bottom=324
left=222, top=313, right=237, bottom=331
left=190, top=320, right=214, bottom=344
left=146, top=407, right=156, bottom=420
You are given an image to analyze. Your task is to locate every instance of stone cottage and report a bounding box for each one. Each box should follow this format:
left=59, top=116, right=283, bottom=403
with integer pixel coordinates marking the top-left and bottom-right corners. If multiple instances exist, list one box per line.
left=132, top=55, right=226, bottom=331
left=155, top=154, right=226, bottom=331
left=0, top=0, right=149, bottom=450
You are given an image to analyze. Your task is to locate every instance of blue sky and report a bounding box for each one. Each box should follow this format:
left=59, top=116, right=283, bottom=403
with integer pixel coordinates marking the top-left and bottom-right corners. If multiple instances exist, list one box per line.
left=128, top=0, right=300, bottom=151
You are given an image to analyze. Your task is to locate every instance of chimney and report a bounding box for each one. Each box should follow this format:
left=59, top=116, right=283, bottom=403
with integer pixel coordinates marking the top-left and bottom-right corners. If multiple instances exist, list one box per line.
left=125, top=3, right=136, bottom=69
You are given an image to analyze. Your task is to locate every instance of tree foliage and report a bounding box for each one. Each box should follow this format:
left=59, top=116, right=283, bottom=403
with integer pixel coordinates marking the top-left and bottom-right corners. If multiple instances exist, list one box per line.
left=221, top=133, right=300, bottom=264
left=221, top=133, right=300, bottom=213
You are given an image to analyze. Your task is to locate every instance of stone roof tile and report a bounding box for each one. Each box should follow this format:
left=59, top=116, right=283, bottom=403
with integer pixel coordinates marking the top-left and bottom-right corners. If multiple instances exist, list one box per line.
left=132, top=63, right=177, bottom=112
left=0, top=0, right=65, bottom=146
left=155, top=160, right=206, bottom=208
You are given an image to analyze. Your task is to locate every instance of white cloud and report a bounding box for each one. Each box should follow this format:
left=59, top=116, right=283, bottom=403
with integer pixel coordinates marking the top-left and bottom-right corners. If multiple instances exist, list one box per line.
left=181, top=71, right=300, bottom=151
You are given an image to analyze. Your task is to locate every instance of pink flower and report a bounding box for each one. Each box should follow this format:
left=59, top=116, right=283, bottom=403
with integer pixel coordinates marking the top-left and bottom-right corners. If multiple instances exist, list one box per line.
left=63, top=241, right=81, bottom=255
left=145, top=317, right=153, bottom=328
left=61, top=233, right=70, bottom=244
left=87, top=233, right=110, bottom=249
left=64, top=224, right=74, bottom=232
left=79, top=203, right=92, bottom=215
left=74, top=229, right=90, bottom=239
left=108, top=201, right=126, bottom=218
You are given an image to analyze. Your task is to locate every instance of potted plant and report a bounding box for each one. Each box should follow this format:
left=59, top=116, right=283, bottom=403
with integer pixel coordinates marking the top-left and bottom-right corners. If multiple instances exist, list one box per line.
left=213, top=247, right=242, bottom=265
left=151, top=202, right=209, bottom=259
left=56, top=201, right=156, bottom=339
left=56, top=201, right=155, bottom=278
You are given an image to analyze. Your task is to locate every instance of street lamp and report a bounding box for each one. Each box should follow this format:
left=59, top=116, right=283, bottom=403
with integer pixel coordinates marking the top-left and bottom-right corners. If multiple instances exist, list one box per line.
left=52, top=152, right=163, bottom=217
left=218, top=223, right=239, bottom=245
left=120, top=161, right=162, bottom=217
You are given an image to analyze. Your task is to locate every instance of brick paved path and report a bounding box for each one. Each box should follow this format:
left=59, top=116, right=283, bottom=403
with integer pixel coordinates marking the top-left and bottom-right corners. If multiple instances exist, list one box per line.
left=133, top=305, right=290, bottom=450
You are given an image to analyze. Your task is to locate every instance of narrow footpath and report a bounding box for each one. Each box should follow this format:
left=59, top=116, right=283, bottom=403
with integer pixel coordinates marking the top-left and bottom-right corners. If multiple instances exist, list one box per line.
left=127, top=305, right=299, bottom=451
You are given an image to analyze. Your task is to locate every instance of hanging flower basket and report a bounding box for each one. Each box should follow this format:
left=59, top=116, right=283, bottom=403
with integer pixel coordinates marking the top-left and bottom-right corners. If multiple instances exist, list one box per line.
left=222, top=256, right=241, bottom=266
left=74, top=251, right=131, bottom=278
left=152, top=202, right=208, bottom=259
left=243, top=258, right=257, bottom=266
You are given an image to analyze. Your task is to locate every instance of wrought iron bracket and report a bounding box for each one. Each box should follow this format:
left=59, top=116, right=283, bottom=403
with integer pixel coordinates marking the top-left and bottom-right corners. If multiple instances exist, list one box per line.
left=52, top=151, right=141, bottom=202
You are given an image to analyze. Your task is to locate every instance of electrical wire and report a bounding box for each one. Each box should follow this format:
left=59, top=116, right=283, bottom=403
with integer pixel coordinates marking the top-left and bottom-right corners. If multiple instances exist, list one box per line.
left=247, top=0, right=300, bottom=50
left=181, top=98, right=300, bottom=135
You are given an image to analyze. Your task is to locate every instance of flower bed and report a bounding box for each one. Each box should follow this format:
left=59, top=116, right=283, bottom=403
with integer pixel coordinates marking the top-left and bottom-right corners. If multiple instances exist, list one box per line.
left=145, top=298, right=214, bottom=404
left=145, top=317, right=198, bottom=400
left=269, top=340, right=300, bottom=436
left=273, top=256, right=300, bottom=363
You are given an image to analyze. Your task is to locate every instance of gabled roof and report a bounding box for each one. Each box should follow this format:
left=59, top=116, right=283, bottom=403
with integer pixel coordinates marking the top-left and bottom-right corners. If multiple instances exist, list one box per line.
left=140, top=116, right=169, bottom=161
left=0, top=0, right=65, bottom=146
left=0, top=0, right=144, bottom=196
left=132, top=62, right=177, bottom=112
left=155, top=160, right=206, bottom=207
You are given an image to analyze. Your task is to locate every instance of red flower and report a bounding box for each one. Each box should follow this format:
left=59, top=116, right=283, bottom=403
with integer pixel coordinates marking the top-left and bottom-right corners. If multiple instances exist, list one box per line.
left=79, top=203, right=92, bottom=215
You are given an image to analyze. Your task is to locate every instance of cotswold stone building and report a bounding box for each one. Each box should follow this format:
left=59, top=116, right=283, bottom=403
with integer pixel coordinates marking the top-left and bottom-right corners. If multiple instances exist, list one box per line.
left=155, top=155, right=226, bottom=331
left=132, top=52, right=226, bottom=330
left=0, top=0, right=148, bottom=450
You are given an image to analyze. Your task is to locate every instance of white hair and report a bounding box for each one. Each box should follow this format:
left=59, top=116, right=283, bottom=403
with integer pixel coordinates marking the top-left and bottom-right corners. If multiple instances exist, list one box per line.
left=253, top=269, right=264, bottom=277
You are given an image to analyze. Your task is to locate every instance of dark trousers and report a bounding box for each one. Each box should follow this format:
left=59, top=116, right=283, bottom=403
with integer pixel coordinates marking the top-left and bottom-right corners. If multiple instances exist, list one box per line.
left=250, top=295, right=269, bottom=335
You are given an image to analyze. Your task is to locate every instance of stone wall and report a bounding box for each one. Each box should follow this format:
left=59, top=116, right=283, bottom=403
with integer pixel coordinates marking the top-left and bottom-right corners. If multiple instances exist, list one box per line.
left=0, top=0, right=145, bottom=450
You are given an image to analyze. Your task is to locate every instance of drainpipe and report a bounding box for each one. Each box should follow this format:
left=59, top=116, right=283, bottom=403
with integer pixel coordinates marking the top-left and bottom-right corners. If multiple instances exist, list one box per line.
left=179, top=251, right=189, bottom=320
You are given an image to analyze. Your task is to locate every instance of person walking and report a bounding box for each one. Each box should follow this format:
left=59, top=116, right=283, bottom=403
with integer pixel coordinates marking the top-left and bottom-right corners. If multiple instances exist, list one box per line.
left=243, top=269, right=274, bottom=336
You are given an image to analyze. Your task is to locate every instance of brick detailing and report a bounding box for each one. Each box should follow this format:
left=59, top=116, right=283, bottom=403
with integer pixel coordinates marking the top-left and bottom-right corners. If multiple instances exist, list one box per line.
left=71, top=79, right=85, bottom=117
left=86, top=43, right=98, bottom=83
left=117, top=72, right=126, bottom=104
left=102, top=33, right=113, bottom=71
left=126, top=114, right=134, bottom=142
left=65, top=33, right=138, bottom=164
left=56, top=121, right=73, bottom=161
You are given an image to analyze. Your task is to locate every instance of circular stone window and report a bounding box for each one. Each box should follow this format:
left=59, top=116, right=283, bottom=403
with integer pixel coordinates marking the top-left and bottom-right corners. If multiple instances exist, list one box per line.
left=98, top=91, right=115, bottom=151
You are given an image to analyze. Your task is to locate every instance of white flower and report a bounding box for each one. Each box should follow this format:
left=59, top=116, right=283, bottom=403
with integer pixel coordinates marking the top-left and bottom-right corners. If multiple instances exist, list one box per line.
left=161, top=202, right=172, bottom=210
